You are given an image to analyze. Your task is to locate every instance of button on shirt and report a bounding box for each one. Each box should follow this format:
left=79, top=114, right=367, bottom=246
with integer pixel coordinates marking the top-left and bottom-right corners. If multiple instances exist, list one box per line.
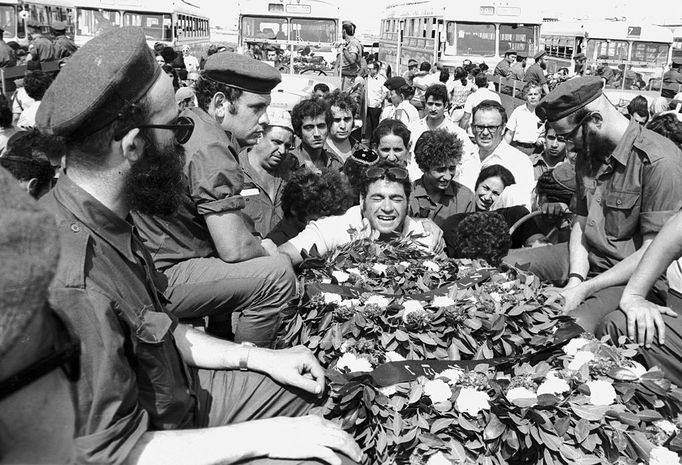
left=576, top=120, right=682, bottom=272
left=133, top=106, right=245, bottom=272
left=42, top=176, right=197, bottom=464
left=290, top=143, right=344, bottom=172
left=506, top=104, right=544, bottom=144
left=409, top=177, right=475, bottom=226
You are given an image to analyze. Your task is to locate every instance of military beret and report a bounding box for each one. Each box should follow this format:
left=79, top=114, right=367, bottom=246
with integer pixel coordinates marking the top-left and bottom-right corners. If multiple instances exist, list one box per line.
left=573, top=52, right=586, bottom=60
left=407, top=59, right=418, bottom=67
left=203, top=52, right=281, bottom=95
left=534, top=50, right=546, bottom=60
left=0, top=166, right=59, bottom=360
left=535, top=76, right=604, bottom=122
left=504, top=49, right=517, bottom=56
left=384, top=76, right=407, bottom=91
left=672, top=57, right=682, bottom=66
left=36, top=27, right=161, bottom=140
left=552, top=161, right=577, bottom=193
left=51, top=20, right=67, bottom=31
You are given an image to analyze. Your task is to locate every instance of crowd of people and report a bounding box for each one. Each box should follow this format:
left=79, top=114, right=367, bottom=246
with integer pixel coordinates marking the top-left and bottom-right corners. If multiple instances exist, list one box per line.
left=2, top=20, right=682, bottom=465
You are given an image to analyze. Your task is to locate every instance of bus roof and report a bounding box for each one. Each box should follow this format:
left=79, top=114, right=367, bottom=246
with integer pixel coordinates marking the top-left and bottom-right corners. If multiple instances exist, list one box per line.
left=238, top=0, right=339, bottom=18
left=541, top=20, right=673, bottom=44
left=384, top=0, right=542, bottom=25
left=75, top=0, right=205, bottom=17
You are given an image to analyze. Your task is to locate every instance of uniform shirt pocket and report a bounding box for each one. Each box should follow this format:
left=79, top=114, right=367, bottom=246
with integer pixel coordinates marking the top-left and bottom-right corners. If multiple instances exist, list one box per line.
left=604, top=191, right=640, bottom=240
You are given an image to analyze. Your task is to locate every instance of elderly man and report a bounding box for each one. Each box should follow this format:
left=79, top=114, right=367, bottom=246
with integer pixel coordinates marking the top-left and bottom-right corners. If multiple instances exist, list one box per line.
left=504, top=82, right=544, bottom=155
left=505, top=77, right=682, bottom=335
left=279, top=160, right=442, bottom=265
left=0, top=166, right=79, bottom=464
left=524, top=51, right=550, bottom=95
left=239, top=107, right=299, bottom=237
left=133, top=51, right=296, bottom=347
left=37, top=27, right=361, bottom=465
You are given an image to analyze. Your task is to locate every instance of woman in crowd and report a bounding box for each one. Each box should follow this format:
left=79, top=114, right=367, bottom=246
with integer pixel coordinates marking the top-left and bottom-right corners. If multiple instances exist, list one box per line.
left=448, top=66, right=473, bottom=123
left=383, top=80, right=419, bottom=125
left=409, top=129, right=474, bottom=226
left=372, top=118, right=411, bottom=162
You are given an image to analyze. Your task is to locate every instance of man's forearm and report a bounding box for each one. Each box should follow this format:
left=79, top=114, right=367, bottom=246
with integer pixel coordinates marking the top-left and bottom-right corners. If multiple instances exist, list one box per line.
left=278, top=241, right=303, bottom=266
left=583, top=238, right=654, bottom=296
left=567, top=216, right=590, bottom=283
left=173, top=324, right=240, bottom=369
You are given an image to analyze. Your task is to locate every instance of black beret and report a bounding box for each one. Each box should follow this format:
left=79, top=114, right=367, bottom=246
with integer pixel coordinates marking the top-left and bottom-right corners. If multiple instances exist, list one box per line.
left=672, top=57, right=682, bottom=66
left=535, top=76, right=604, bottom=122
left=51, top=20, right=67, bottom=31
left=384, top=76, right=407, bottom=91
left=203, top=52, right=281, bottom=95
left=37, top=27, right=161, bottom=140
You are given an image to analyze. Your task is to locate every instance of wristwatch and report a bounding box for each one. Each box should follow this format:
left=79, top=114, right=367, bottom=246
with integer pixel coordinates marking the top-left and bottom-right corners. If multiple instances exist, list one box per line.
left=239, top=342, right=256, bottom=371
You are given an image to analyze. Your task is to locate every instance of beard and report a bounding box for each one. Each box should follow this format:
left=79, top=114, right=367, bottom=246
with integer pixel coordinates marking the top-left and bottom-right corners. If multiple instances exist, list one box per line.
left=124, top=130, right=187, bottom=216
left=540, top=61, right=547, bottom=70
left=577, top=122, right=618, bottom=178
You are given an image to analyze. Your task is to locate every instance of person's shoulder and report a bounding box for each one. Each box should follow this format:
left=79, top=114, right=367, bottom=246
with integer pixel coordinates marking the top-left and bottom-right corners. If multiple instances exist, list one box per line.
left=637, top=125, right=682, bottom=164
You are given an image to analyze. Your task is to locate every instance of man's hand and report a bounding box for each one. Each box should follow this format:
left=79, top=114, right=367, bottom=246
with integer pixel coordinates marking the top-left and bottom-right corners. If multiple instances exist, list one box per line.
left=540, top=202, right=570, bottom=218
left=620, top=294, right=677, bottom=348
left=559, top=281, right=590, bottom=313
left=249, top=346, right=326, bottom=395
left=417, top=218, right=445, bottom=254
left=245, top=416, right=363, bottom=465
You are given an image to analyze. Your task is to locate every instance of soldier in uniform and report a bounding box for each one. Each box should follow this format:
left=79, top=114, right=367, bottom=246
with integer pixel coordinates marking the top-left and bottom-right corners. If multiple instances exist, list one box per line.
left=52, top=20, right=77, bottom=59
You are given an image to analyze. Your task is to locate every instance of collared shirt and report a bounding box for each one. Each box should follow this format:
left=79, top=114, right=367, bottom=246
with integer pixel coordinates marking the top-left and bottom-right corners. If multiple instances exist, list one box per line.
left=480, top=140, right=536, bottom=209
left=54, top=35, right=77, bottom=59
left=32, top=35, right=55, bottom=62
left=463, top=87, right=501, bottom=114
left=506, top=103, right=544, bottom=144
left=287, top=205, right=435, bottom=256
left=382, top=100, right=420, bottom=126
left=523, top=63, right=547, bottom=86
left=494, top=59, right=512, bottom=77
left=409, top=177, right=475, bottom=226
left=576, top=120, right=682, bottom=272
left=290, top=143, right=344, bottom=172
left=341, top=37, right=362, bottom=76
left=529, top=152, right=565, bottom=180
left=239, top=148, right=299, bottom=237
left=43, top=176, right=197, bottom=465
left=133, top=106, right=244, bottom=272
left=366, top=73, right=387, bottom=108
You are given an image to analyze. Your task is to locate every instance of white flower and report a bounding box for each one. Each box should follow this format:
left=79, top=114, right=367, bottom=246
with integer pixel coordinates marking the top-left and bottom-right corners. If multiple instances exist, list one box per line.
left=385, top=351, right=405, bottom=362
left=332, top=270, right=350, bottom=283
left=587, top=380, right=617, bottom=406
left=426, top=451, right=452, bottom=465
left=340, top=341, right=350, bottom=353
left=500, top=281, right=515, bottom=290
left=365, top=295, right=391, bottom=307
left=322, top=292, right=342, bottom=304
left=624, top=361, right=648, bottom=379
left=437, top=368, right=463, bottom=384
left=346, top=267, right=362, bottom=276
left=336, top=353, right=373, bottom=373
left=423, top=379, right=452, bottom=404
left=506, top=387, right=538, bottom=407
left=568, top=350, right=595, bottom=370
left=537, top=373, right=570, bottom=396
left=402, top=300, right=425, bottom=322
left=399, top=261, right=411, bottom=268
left=649, top=446, right=680, bottom=465
left=423, top=260, right=441, bottom=272
left=372, top=263, right=388, bottom=275
left=455, top=387, right=490, bottom=416
left=338, top=299, right=360, bottom=308
left=489, top=292, right=502, bottom=302
left=563, top=337, right=590, bottom=356
left=654, top=420, right=677, bottom=435
left=379, top=384, right=398, bottom=397
left=431, top=295, right=456, bottom=307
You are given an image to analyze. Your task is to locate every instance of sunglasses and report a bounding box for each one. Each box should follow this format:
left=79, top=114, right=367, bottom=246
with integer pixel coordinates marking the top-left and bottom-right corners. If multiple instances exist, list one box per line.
left=0, top=306, right=80, bottom=401
left=365, top=165, right=409, bottom=181
left=137, top=115, right=195, bottom=144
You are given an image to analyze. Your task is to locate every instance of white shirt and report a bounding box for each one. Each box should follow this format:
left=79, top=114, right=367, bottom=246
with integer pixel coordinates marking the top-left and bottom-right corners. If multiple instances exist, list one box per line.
left=382, top=100, right=420, bottom=126
left=12, top=87, right=34, bottom=115
left=288, top=205, right=434, bottom=256
left=18, top=100, right=40, bottom=130
left=184, top=55, right=200, bottom=73
left=407, top=117, right=481, bottom=191
left=506, top=104, right=544, bottom=144
left=366, top=74, right=387, bottom=108
left=479, top=140, right=535, bottom=209
left=463, top=87, right=501, bottom=114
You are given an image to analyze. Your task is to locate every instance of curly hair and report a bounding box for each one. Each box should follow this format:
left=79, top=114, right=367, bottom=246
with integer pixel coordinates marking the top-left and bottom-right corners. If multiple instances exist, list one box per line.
left=23, top=70, right=53, bottom=101
left=291, top=97, right=329, bottom=137
left=0, top=130, right=57, bottom=198
left=646, top=113, right=682, bottom=148
left=424, top=84, right=449, bottom=105
left=281, top=168, right=354, bottom=223
left=413, top=129, right=463, bottom=172
left=324, top=89, right=359, bottom=124
left=371, top=118, right=411, bottom=148
left=453, top=211, right=511, bottom=266
left=194, top=74, right=244, bottom=111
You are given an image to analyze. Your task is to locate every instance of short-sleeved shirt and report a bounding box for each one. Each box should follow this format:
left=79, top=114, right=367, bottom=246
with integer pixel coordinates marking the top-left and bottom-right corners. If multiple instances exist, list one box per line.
left=529, top=153, right=556, bottom=180
left=409, top=177, right=475, bottom=226
left=494, top=59, right=512, bottom=78
left=54, top=35, right=77, bottom=59
left=239, top=148, right=300, bottom=237
left=42, top=176, right=197, bottom=464
left=290, top=143, right=344, bottom=172
left=382, top=100, right=420, bottom=126
left=523, top=63, right=547, bottom=86
left=575, top=120, right=682, bottom=272
left=32, top=35, right=55, bottom=62
left=506, top=104, right=544, bottom=144
left=133, top=107, right=245, bottom=272
left=341, top=37, right=363, bottom=77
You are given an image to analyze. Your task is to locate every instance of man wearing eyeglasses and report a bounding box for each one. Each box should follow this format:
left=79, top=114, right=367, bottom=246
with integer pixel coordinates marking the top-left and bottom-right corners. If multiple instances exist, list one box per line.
left=505, top=76, right=682, bottom=338
left=36, top=28, right=362, bottom=465
left=0, top=166, right=79, bottom=464
left=279, top=160, right=442, bottom=265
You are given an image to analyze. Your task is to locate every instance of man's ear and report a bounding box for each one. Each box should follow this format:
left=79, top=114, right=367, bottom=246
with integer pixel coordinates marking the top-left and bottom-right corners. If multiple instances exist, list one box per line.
left=26, top=178, right=38, bottom=196
left=208, top=92, right=226, bottom=119
left=120, top=128, right=143, bottom=163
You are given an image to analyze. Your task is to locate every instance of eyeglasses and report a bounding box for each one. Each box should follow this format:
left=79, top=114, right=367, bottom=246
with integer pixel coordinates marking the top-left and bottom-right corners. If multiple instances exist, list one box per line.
left=472, top=124, right=503, bottom=134
left=365, top=165, right=409, bottom=181
left=0, top=307, right=80, bottom=401
left=555, top=111, right=597, bottom=140
left=137, top=115, right=195, bottom=144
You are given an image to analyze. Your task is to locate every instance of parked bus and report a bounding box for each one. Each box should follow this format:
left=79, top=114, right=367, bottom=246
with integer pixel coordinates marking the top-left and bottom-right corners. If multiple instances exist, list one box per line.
left=74, top=0, right=209, bottom=48
left=378, top=0, right=542, bottom=76
left=673, top=26, right=682, bottom=62
left=237, top=0, right=341, bottom=74
left=0, top=0, right=75, bottom=46
left=541, top=20, right=673, bottom=90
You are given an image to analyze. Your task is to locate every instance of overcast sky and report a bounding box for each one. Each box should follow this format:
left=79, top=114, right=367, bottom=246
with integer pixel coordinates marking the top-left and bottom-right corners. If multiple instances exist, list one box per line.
left=202, top=0, right=682, bottom=34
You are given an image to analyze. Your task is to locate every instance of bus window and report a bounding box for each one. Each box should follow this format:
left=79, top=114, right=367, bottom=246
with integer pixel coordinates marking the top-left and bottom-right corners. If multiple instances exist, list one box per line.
left=290, top=18, right=335, bottom=43
left=586, top=39, right=628, bottom=61
left=499, top=24, right=536, bottom=56
left=241, top=16, right=288, bottom=41
left=455, top=23, right=495, bottom=57
left=0, top=6, right=16, bottom=39
left=123, top=12, right=171, bottom=41
left=631, top=42, right=669, bottom=66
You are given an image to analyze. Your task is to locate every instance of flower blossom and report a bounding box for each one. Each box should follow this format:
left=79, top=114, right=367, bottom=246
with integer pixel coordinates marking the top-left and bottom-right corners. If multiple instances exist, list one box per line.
left=425, top=451, right=452, bottom=465
left=654, top=420, right=677, bottom=435
left=385, top=351, right=405, bottom=362
left=587, top=380, right=617, bottom=406
left=402, top=300, right=425, bottom=322
left=649, top=446, right=680, bottom=465
left=365, top=295, right=391, bottom=307
left=379, top=384, right=398, bottom=397
left=346, top=267, right=362, bottom=276
left=331, top=270, right=350, bottom=283
left=338, top=299, right=360, bottom=308
left=623, top=361, right=647, bottom=379
left=431, top=295, right=456, bottom=307
left=424, top=379, right=452, bottom=404
left=563, top=337, right=590, bottom=356
left=322, top=292, right=342, bottom=305
left=438, top=368, right=463, bottom=384
left=567, top=350, right=595, bottom=370
left=455, top=387, right=490, bottom=416
left=506, top=387, right=538, bottom=407
left=372, top=263, right=388, bottom=275
left=537, top=372, right=570, bottom=396
left=423, top=260, right=441, bottom=272
left=336, top=353, right=373, bottom=373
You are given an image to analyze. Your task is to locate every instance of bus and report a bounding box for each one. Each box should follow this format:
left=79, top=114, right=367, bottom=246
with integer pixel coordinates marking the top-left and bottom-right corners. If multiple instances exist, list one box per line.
left=673, top=26, right=682, bottom=62
left=0, top=0, right=75, bottom=46
left=237, top=0, right=341, bottom=74
left=541, top=20, right=673, bottom=90
left=378, top=0, right=542, bottom=76
left=74, top=0, right=209, bottom=48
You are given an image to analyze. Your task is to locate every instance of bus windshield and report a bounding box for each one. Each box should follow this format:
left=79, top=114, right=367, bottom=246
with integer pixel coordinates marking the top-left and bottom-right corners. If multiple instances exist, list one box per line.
left=290, top=18, right=335, bottom=43
left=77, top=8, right=121, bottom=38
left=241, top=16, right=288, bottom=41
left=447, top=22, right=496, bottom=57
left=586, top=39, right=629, bottom=61
left=123, top=12, right=172, bottom=41
left=0, top=5, right=15, bottom=39
left=631, top=42, right=670, bottom=66
left=499, top=24, right=535, bottom=56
